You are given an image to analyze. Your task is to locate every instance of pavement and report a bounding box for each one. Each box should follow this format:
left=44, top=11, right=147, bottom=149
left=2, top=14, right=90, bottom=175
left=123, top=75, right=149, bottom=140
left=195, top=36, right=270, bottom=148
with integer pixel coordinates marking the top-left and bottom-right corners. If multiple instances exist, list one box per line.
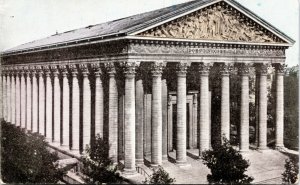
left=124, top=148, right=294, bottom=184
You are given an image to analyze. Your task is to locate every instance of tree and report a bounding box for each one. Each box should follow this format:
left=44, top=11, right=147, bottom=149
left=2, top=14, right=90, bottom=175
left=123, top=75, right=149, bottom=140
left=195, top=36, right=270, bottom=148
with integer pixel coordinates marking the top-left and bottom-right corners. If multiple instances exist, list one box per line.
left=1, top=121, right=64, bottom=183
left=282, top=156, right=299, bottom=184
left=201, top=137, right=254, bottom=184
left=143, top=166, right=175, bottom=184
left=80, top=134, right=121, bottom=184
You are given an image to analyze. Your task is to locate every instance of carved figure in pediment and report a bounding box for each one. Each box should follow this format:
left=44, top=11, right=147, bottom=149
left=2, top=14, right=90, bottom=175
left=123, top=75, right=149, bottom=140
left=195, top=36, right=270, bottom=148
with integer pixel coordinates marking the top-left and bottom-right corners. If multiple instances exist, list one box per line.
left=138, top=3, right=283, bottom=43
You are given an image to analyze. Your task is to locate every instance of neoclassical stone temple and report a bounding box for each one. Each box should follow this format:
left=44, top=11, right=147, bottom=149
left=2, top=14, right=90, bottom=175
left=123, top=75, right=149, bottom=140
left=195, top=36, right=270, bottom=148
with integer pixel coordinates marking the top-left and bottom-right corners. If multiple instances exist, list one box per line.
left=0, top=0, right=294, bottom=174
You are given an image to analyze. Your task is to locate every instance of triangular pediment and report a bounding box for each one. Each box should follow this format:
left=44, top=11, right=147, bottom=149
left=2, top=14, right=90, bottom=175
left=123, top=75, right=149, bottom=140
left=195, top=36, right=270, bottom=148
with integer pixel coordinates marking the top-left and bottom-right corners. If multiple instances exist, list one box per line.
left=136, top=1, right=288, bottom=44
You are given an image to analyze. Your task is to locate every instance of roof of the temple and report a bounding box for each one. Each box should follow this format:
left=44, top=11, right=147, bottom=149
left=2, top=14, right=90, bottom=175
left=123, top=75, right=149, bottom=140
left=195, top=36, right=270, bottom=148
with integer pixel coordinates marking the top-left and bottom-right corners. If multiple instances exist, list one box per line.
left=3, top=0, right=295, bottom=55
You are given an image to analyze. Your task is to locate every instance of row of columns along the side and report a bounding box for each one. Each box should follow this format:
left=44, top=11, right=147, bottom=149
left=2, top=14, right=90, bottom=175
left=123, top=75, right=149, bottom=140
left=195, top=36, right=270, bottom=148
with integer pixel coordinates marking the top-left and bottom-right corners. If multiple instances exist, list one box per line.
left=0, top=61, right=285, bottom=173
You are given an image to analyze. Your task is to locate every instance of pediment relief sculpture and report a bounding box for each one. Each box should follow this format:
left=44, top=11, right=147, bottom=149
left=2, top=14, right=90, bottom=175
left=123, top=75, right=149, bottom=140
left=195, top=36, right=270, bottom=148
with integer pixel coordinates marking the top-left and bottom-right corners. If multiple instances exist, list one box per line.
left=139, top=3, right=285, bottom=44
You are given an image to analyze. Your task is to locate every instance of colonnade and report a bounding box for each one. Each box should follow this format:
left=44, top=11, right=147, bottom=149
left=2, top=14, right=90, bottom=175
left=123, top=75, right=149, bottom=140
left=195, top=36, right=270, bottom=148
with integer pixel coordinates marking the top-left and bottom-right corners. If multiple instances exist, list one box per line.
left=0, top=61, right=285, bottom=173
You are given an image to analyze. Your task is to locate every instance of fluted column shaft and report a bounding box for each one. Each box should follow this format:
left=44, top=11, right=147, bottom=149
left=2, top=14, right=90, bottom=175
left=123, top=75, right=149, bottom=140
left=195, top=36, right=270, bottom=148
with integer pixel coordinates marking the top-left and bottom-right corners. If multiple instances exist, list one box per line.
left=162, top=79, right=168, bottom=160
left=124, top=63, right=136, bottom=174
left=15, top=73, right=21, bottom=126
left=20, top=72, right=26, bottom=128
left=108, top=65, right=118, bottom=163
left=258, top=64, right=268, bottom=150
left=82, top=66, right=91, bottom=151
left=53, top=69, right=61, bottom=143
left=94, top=69, right=104, bottom=137
left=45, top=69, right=53, bottom=141
left=61, top=68, right=70, bottom=147
left=275, top=64, right=285, bottom=148
left=26, top=72, right=32, bottom=130
left=151, top=62, right=163, bottom=166
left=32, top=72, right=38, bottom=132
left=71, top=67, right=80, bottom=151
left=38, top=70, right=45, bottom=136
left=7, top=74, right=11, bottom=123
left=2, top=74, right=6, bottom=120
left=239, top=64, right=250, bottom=152
left=220, top=63, right=231, bottom=141
left=135, top=79, right=144, bottom=164
left=11, top=73, right=16, bottom=125
left=199, top=63, right=211, bottom=155
left=176, top=62, right=187, bottom=164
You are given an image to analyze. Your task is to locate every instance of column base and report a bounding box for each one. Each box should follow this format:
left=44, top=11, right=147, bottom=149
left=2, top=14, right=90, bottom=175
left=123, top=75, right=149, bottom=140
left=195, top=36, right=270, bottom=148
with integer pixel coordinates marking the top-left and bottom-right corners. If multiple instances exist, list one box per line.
left=258, top=146, right=269, bottom=151
left=275, top=145, right=286, bottom=151
left=46, top=138, right=53, bottom=143
left=239, top=149, right=249, bottom=153
left=162, top=155, right=168, bottom=161
left=176, top=160, right=190, bottom=168
left=61, top=145, right=70, bottom=151
left=122, top=168, right=137, bottom=176
left=135, top=158, right=144, bottom=165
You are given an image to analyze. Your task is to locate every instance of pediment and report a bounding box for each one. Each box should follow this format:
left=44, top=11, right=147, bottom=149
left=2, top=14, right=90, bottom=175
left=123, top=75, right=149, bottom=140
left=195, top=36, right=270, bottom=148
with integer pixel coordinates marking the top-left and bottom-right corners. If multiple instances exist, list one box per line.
left=137, top=1, right=287, bottom=44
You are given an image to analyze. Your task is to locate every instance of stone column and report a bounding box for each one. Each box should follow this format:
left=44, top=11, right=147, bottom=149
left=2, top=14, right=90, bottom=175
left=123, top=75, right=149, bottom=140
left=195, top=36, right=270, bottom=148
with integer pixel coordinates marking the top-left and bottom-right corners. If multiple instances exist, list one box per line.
left=11, top=71, right=16, bottom=125
left=151, top=62, right=164, bottom=166
left=7, top=72, right=11, bottom=123
left=257, top=63, right=269, bottom=150
left=52, top=66, right=61, bottom=144
left=61, top=65, right=70, bottom=147
left=38, top=67, right=45, bottom=136
left=32, top=68, right=38, bottom=133
left=135, top=78, right=144, bottom=164
left=92, top=64, right=104, bottom=137
left=0, top=72, right=2, bottom=121
left=123, top=62, right=137, bottom=174
left=106, top=63, right=118, bottom=164
left=15, top=70, right=21, bottom=126
left=239, top=64, right=251, bottom=152
left=176, top=62, right=188, bottom=165
left=220, top=63, right=232, bottom=141
left=45, top=66, right=53, bottom=141
left=162, top=79, right=168, bottom=160
left=81, top=64, right=92, bottom=151
left=20, top=69, right=26, bottom=128
left=1, top=72, right=6, bottom=121
left=275, top=64, right=285, bottom=149
left=199, top=63, right=212, bottom=155
left=26, top=69, right=32, bottom=131
left=70, top=65, right=80, bottom=152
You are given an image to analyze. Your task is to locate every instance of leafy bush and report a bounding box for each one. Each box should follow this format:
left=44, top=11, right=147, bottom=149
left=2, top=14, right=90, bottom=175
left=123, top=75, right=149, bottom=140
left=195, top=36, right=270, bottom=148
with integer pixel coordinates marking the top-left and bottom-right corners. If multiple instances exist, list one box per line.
left=282, top=157, right=299, bottom=184
left=81, top=134, right=121, bottom=184
left=201, top=137, right=254, bottom=184
left=1, top=121, right=64, bottom=183
left=143, top=166, right=175, bottom=184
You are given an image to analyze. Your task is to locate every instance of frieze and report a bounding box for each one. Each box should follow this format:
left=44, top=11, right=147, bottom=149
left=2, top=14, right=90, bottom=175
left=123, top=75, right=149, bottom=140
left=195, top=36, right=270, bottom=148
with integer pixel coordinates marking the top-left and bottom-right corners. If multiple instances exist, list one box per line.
left=139, top=2, right=285, bottom=44
left=128, top=43, right=285, bottom=57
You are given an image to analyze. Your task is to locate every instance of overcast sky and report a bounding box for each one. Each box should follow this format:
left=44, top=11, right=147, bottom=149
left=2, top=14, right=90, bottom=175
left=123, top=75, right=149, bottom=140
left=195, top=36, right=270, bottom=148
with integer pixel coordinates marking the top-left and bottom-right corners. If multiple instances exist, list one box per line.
left=0, top=0, right=299, bottom=66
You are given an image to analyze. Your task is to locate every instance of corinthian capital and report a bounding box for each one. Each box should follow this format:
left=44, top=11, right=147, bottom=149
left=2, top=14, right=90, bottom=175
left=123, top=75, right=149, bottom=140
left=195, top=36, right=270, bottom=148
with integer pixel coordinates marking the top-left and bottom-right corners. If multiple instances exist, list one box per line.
left=104, top=62, right=116, bottom=75
left=90, top=63, right=102, bottom=77
left=199, top=62, right=213, bottom=75
left=274, top=63, right=286, bottom=74
left=151, top=61, right=165, bottom=76
left=237, top=63, right=252, bottom=76
left=256, top=63, right=270, bottom=75
left=79, top=64, right=90, bottom=76
left=176, top=62, right=190, bottom=76
left=220, top=63, right=234, bottom=75
left=59, top=65, right=69, bottom=77
left=121, top=62, right=139, bottom=78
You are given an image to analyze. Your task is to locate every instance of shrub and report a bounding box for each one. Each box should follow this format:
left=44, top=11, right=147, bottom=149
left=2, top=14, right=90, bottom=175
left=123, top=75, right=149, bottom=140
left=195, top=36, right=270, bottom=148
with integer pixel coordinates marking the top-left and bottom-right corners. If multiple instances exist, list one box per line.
left=1, top=121, right=64, bottom=183
left=201, top=137, right=254, bottom=184
left=81, top=134, right=121, bottom=184
left=282, top=157, right=299, bottom=184
left=143, top=166, right=175, bottom=184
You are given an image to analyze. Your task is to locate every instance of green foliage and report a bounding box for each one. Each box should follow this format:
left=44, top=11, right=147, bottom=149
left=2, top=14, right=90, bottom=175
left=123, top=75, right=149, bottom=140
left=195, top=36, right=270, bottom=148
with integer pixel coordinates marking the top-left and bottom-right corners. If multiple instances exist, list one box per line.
left=1, top=121, right=64, bottom=183
left=282, top=157, right=299, bottom=184
left=201, top=138, right=254, bottom=184
left=81, top=134, right=121, bottom=184
left=143, top=166, right=175, bottom=184
left=284, top=71, right=299, bottom=150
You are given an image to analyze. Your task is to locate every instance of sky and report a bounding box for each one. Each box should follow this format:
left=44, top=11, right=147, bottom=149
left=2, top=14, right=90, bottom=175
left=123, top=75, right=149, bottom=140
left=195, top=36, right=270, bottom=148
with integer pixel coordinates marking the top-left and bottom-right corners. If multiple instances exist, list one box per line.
left=0, top=0, right=299, bottom=66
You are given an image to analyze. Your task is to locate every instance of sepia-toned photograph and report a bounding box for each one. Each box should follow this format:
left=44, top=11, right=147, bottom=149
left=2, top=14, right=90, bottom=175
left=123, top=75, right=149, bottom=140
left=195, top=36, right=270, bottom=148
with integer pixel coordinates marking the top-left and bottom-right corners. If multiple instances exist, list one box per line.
left=0, top=0, right=299, bottom=184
